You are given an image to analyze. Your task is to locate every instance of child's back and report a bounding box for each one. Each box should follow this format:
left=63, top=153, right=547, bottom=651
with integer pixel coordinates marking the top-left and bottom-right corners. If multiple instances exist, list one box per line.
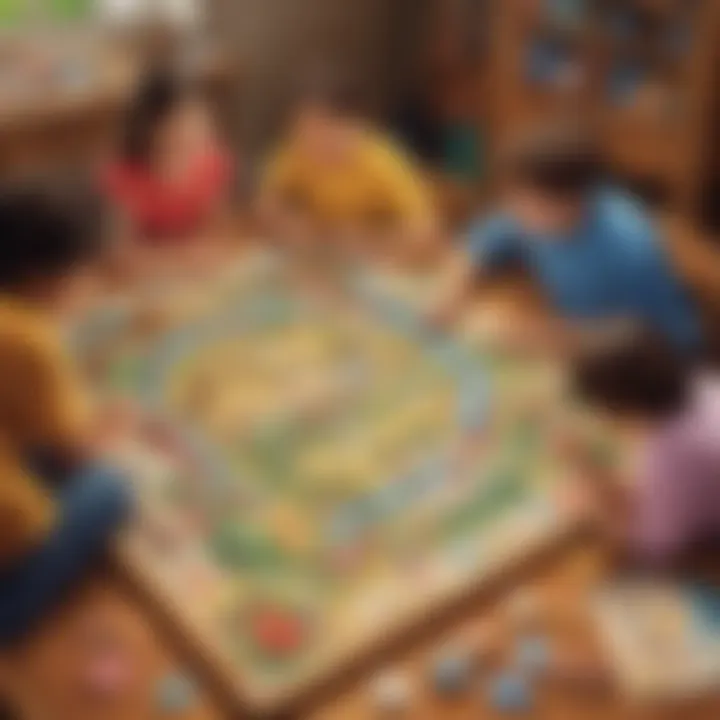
left=637, top=375, right=720, bottom=560
left=458, top=123, right=702, bottom=353
left=0, top=184, right=132, bottom=644
left=573, top=329, right=720, bottom=566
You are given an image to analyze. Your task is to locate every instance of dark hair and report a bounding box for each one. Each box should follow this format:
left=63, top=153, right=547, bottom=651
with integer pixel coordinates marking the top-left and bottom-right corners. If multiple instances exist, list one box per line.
left=121, top=68, right=192, bottom=164
left=572, top=328, right=691, bottom=419
left=504, top=121, right=604, bottom=198
left=295, top=67, right=365, bottom=119
left=0, top=183, right=106, bottom=289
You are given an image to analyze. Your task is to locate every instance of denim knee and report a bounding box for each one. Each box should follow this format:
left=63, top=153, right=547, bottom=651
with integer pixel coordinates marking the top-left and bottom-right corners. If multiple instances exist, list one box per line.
left=94, top=467, right=135, bottom=527
left=71, top=465, right=135, bottom=530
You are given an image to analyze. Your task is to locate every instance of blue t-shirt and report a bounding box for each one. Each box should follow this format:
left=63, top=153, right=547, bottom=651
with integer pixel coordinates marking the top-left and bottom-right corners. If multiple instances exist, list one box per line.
left=467, top=190, right=702, bottom=351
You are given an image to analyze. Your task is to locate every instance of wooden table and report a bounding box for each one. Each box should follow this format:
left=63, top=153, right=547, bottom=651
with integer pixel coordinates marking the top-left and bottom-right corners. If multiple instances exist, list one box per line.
left=2, top=235, right=720, bottom=720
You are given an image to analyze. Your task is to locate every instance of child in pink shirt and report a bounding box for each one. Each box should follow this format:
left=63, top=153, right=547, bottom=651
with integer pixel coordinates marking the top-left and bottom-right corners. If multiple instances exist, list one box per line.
left=569, top=329, right=720, bottom=567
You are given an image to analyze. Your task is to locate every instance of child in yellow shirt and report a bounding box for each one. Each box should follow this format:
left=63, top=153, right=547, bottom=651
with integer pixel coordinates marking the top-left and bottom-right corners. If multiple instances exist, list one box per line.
left=0, top=186, right=132, bottom=645
left=260, top=72, right=437, bottom=259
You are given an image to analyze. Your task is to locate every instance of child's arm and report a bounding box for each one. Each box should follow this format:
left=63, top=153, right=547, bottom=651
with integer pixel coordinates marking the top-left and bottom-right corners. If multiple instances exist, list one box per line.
left=429, top=249, right=477, bottom=325
left=429, top=214, right=521, bottom=326
left=556, top=430, right=639, bottom=573
left=17, top=328, right=134, bottom=472
left=558, top=429, right=688, bottom=569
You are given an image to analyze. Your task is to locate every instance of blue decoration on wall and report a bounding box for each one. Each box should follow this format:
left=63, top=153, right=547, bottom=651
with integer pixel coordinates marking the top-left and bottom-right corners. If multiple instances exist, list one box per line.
left=525, top=37, right=573, bottom=86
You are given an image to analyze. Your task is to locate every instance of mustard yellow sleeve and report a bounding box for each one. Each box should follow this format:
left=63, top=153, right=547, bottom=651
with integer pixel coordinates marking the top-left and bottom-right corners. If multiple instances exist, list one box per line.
left=369, top=141, right=436, bottom=230
left=0, top=320, right=92, bottom=451
left=0, top=445, right=54, bottom=566
left=0, top=316, right=80, bottom=565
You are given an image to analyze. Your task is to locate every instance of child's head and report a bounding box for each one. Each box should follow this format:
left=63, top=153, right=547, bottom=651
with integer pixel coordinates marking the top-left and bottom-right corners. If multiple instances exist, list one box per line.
left=501, top=122, right=603, bottom=236
left=0, top=183, right=106, bottom=313
left=291, top=70, right=365, bottom=164
left=122, top=69, right=214, bottom=172
left=572, top=327, right=690, bottom=424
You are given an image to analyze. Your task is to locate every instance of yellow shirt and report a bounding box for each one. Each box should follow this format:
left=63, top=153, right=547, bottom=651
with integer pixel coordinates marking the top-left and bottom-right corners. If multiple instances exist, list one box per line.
left=0, top=299, right=90, bottom=565
left=263, top=130, right=434, bottom=231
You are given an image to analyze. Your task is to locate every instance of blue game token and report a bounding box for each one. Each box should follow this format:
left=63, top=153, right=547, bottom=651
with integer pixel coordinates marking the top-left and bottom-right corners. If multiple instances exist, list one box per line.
left=488, top=672, right=532, bottom=714
left=432, top=652, right=472, bottom=696
left=515, top=635, right=552, bottom=676
left=690, top=584, right=720, bottom=632
left=156, top=673, right=198, bottom=713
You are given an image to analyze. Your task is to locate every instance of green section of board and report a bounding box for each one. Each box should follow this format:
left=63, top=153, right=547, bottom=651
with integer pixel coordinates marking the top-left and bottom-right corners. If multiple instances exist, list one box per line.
left=49, top=0, right=93, bottom=20
left=0, top=0, right=27, bottom=26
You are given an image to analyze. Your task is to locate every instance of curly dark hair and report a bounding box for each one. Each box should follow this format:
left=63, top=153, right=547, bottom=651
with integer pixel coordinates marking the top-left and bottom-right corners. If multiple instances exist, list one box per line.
left=0, top=181, right=105, bottom=288
left=121, top=67, right=197, bottom=164
left=504, top=120, right=604, bottom=198
left=572, top=327, right=691, bottom=419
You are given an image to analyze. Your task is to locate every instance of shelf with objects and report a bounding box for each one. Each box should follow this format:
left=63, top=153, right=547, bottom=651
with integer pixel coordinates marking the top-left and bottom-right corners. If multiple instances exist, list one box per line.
left=488, top=0, right=720, bottom=221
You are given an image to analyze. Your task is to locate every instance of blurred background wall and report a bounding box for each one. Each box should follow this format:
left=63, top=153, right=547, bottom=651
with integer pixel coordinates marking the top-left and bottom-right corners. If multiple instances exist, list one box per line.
left=208, top=0, right=432, bottom=161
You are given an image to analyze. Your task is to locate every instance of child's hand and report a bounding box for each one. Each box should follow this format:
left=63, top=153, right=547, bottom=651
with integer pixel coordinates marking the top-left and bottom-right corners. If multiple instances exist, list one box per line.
left=555, top=476, right=597, bottom=522
left=468, top=308, right=552, bottom=355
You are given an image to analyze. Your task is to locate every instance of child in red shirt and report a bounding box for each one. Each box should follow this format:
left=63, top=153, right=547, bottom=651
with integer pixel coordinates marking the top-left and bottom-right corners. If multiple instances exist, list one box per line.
left=103, top=69, right=233, bottom=264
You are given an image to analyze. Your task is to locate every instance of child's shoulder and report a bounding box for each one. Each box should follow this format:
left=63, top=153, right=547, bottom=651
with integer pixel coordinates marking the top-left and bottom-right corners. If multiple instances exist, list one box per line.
left=593, top=188, right=658, bottom=251
left=362, top=129, right=416, bottom=168
left=595, top=188, right=654, bottom=232
left=0, top=301, right=58, bottom=359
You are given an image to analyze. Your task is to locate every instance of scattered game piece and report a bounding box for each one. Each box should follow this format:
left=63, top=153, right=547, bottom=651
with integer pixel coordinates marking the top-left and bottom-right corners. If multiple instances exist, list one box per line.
left=371, top=670, right=412, bottom=713
left=82, top=650, right=133, bottom=698
left=488, top=671, right=532, bottom=714
left=250, top=606, right=308, bottom=659
left=506, top=590, right=542, bottom=629
left=431, top=651, right=473, bottom=696
left=155, top=672, right=198, bottom=714
left=515, top=635, right=552, bottom=677
left=76, top=610, right=135, bottom=699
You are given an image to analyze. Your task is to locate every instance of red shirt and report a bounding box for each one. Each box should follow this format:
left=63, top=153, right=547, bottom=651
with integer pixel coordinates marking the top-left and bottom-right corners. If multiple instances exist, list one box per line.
left=103, top=150, right=232, bottom=242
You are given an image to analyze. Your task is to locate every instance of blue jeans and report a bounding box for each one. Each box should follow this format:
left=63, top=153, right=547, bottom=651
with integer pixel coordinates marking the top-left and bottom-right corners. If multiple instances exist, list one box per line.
left=0, top=463, right=133, bottom=646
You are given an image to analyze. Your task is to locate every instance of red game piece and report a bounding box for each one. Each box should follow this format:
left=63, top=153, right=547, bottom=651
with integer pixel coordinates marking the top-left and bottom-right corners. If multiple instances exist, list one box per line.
left=251, top=607, right=307, bottom=657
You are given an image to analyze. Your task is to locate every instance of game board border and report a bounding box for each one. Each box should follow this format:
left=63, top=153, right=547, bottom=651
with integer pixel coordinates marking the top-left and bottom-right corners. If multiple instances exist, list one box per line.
left=115, top=511, right=578, bottom=717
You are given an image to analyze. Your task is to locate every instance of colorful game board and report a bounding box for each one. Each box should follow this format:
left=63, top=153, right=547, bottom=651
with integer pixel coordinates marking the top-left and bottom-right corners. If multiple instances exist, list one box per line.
left=73, top=252, right=577, bottom=713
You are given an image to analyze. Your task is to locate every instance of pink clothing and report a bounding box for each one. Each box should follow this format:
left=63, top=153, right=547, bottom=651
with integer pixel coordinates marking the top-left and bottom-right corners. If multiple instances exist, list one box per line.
left=634, top=376, right=720, bottom=562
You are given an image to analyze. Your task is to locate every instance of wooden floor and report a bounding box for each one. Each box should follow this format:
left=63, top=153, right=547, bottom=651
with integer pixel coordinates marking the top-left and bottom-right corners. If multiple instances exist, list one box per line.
left=2, top=541, right=718, bottom=720
left=2, top=220, right=720, bottom=719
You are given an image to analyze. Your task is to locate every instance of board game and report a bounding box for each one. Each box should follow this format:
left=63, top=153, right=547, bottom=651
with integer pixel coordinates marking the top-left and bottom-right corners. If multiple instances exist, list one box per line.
left=73, top=252, right=577, bottom=714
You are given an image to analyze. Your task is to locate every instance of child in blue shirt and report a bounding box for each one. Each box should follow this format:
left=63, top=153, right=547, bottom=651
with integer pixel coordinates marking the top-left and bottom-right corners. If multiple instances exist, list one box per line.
left=433, top=123, right=702, bottom=354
